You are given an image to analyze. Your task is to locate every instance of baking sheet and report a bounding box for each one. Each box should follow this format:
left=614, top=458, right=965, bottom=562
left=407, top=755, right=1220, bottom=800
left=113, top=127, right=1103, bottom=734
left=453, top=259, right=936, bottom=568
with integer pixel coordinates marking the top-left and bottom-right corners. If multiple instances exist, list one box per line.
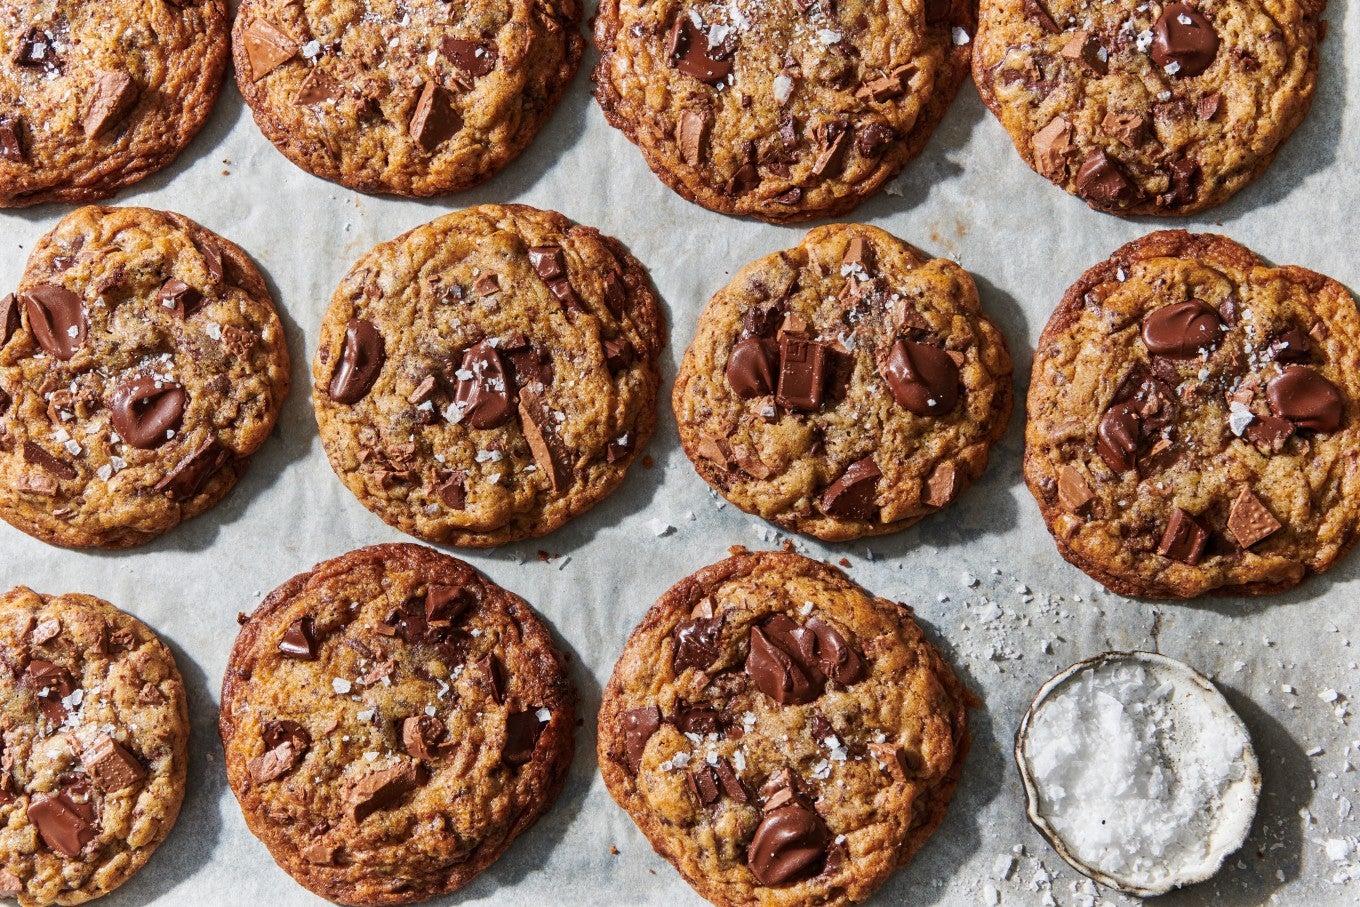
left=2, top=1, right=1359, bottom=903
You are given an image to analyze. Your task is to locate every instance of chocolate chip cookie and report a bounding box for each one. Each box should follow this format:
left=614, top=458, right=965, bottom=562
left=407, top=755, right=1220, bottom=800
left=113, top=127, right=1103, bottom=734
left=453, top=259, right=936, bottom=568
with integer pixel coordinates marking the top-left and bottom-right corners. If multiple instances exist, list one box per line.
left=0, top=0, right=229, bottom=208
left=1026, top=230, right=1360, bottom=598
left=220, top=543, right=575, bottom=906
left=598, top=549, right=971, bottom=906
left=313, top=204, right=664, bottom=547
left=972, top=0, right=1325, bottom=215
left=0, top=205, right=292, bottom=549
left=0, top=585, right=189, bottom=907
left=593, top=0, right=975, bottom=222
left=674, top=224, right=1012, bottom=542
left=232, top=0, right=584, bottom=198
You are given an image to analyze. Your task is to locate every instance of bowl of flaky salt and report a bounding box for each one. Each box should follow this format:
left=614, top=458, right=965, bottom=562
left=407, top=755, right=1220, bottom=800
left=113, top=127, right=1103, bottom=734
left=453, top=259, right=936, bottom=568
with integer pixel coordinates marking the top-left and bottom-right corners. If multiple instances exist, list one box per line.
left=1014, top=651, right=1262, bottom=897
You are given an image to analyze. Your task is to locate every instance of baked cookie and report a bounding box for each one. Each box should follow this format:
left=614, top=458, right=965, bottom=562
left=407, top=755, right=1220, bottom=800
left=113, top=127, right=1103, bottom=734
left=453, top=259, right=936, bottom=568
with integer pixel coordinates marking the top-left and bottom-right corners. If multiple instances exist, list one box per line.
left=598, top=550, right=971, bottom=907
left=220, top=543, right=575, bottom=906
left=232, top=0, right=584, bottom=197
left=972, top=0, right=1325, bottom=215
left=674, top=224, right=1012, bottom=542
left=0, top=0, right=229, bottom=208
left=1026, top=230, right=1360, bottom=599
left=592, top=0, right=975, bottom=222
left=312, top=204, right=664, bottom=547
left=0, top=205, right=291, bottom=549
left=0, top=586, right=189, bottom=907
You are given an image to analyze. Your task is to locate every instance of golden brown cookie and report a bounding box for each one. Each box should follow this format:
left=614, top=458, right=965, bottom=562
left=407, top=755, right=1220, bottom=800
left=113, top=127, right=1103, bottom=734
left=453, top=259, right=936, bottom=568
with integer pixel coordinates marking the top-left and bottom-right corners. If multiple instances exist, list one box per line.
left=592, top=0, right=975, bottom=222
left=232, top=0, right=584, bottom=197
left=598, top=550, right=971, bottom=907
left=0, top=206, right=291, bottom=549
left=0, top=586, right=189, bottom=907
left=312, top=204, right=664, bottom=547
left=674, top=224, right=1012, bottom=542
left=972, top=0, right=1325, bottom=215
left=0, top=0, right=229, bottom=208
left=1026, top=230, right=1360, bottom=598
left=220, top=543, right=576, bottom=906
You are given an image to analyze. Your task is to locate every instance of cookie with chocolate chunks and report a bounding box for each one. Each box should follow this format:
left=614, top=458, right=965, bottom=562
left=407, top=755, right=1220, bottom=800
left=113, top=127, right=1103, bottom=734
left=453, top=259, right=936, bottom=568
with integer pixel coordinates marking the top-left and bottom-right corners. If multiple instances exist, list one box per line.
left=0, top=586, right=188, bottom=906
left=313, top=204, right=664, bottom=547
left=232, top=0, right=583, bottom=197
left=972, top=0, right=1325, bottom=215
left=592, top=0, right=975, bottom=222
left=0, top=206, right=290, bottom=549
left=598, top=550, right=971, bottom=907
left=674, top=224, right=1012, bottom=541
left=1026, top=230, right=1360, bottom=598
left=220, top=543, right=574, bottom=906
left=0, top=2, right=229, bottom=207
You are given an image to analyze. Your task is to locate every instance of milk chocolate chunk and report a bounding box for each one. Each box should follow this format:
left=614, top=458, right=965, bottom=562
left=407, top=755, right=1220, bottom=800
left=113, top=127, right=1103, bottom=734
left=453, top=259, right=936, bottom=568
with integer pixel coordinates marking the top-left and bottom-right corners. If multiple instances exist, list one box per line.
left=1022, top=0, right=1059, bottom=33
left=1096, top=402, right=1140, bottom=473
left=297, top=69, right=342, bottom=105
left=1103, top=110, right=1150, bottom=148
left=1227, top=487, right=1280, bottom=549
left=674, top=106, right=712, bottom=164
left=727, top=337, right=779, bottom=399
left=819, top=456, right=880, bottom=520
left=248, top=736, right=302, bottom=783
left=348, top=761, right=426, bottom=823
left=243, top=19, right=298, bottom=81
left=922, top=460, right=960, bottom=508
left=1060, top=30, right=1107, bottom=74
left=1142, top=299, right=1223, bottom=357
left=27, top=788, right=96, bottom=858
left=441, top=37, right=497, bottom=77
left=196, top=237, right=225, bottom=282
left=883, top=339, right=959, bottom=416
left=1151, top=3, right=1219, bottom=78
left=0, top=294, right=17, bottom=348
left=776, top=336, right=828, bottom=411
left=24, top=659, right=74, bottom=724
left=157, top=278, right=204, bottom=318
left=110, top=377, right=186, bottom=449
left=402, top=715, right=451, bottom=760
left=1159, top=507, right=1208, bottom=565
left=0, top=116, right=23, bottom=162
left=279, top=616, right=317, bottom=659
left=262, top=719, right=311, bottom=755
left=1075, top=150, right=1139, bottom=208
left=454, top=341, right=514, bottom=429
left=426, top=583, right=471, bottom=626
left=155, top=437, right=231, bottom=499
left=410, top=81, right=461, bottom=152
left=23, top=442, right=76, bottom=482
left=83, top=71, right=139, bottom=138
left=746, top=625, right=818, bottom=705
left=856, top=121, right=895, bottom=158
left=329, top=319, right=385, bottom=404
left=747, top=803, right=830, bottom=886
left=602, top=336, right=634, bottom=374
left=474, top=273, right=500, bottom=297
left=21, top=285, right=87, bottom=360
left=1032, top=116, right=1072, bottom=180
left=673, top=616, right=722, bottom=673
left=805, top=617, right=863, bottom=685
left=0, top=869, right=19, bottom=897
left=502, top=709, right=547, bottom=765
left=82, top=734, right=146, bottom=792
left=667, top=16, right=732, bottom=84
left=528, top=246, right=567, bottom=282
left=1267, top=366, right=1342, bottom=432
left=1057, top=464, right=1094, bottom=512
left=622, top=705, right=661, bottom=773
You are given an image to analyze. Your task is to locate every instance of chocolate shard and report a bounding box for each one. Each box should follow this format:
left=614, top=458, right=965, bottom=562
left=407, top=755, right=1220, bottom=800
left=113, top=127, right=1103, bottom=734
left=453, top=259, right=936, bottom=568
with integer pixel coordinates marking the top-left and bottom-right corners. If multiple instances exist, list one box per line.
left=0, top=293, right=18, bottom=347
left=476, top=653, right=505, bottom=703
left=1096, top=402, right=1140, bottom=473
left=155, top=437, right=232, bottom=500
left=1227, top=487, right=1280, bottom=550
left=622, top=705, right=662, bottom=773
left=528, top=246, right=567, bottom=281
left=27, top=788, right=96, bottom=858
left=1103, top=110, right=1149, bottom=147
left=83, top=71, right=140, bottom=138
left=426, top=584, right=472, bottom=626
left=329, top=319, right=385, bottom=404
left=687, top=764, right=721, bottom=805
left=243, top=19, right=298, bottom=81
left=23, top=441, right=76, bottom=482
left=1244, top=413, right=1294, bottom=453
left=109, top=377, right=186, bottom=450
left=1074, top=150, right=1140, bottom=209
left=713, top=756, right=749, bottom=803
left=23, top=659, right=74, bottom=724
left=921, top=460, right=960, bottom=509
left=667, top=16, right=732, bottom=84
left=1158, top=507, right=1208, bottom=565
left=819, top=456, right=880, bottom=520
left=502, top=708, right=548, bottom=766
left=262, top=719, right=311, bottom=755
left=409, top=81, right=462, bottom=152
left=747, top=803, right=830, bottom=886
left=677, top=108, right=710, bottom=166
left=81, top=735, right=146, bottom=792
left=278, top=616, right=317, bottom=659
left=347, top=761, right=426, bottom=823
left=437, top=470, right=467, bottom=509
left=157, top=278, right=205, bottom=318
left=1057, top=465, right=1094, bottom=512
left=297, top=68, right=342, bottom=105
left=20, top=284, right=87, bottom=360
left=247, top=739, right=303, bottom=783
left=1032, top=116, right=1072, bottom=180
left=518, top=387, right=568, bottom=492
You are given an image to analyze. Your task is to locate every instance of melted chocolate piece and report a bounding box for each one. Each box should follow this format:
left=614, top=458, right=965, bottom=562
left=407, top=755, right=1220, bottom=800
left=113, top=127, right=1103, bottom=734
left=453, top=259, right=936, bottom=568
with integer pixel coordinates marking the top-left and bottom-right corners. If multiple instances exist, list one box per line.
left=819, top=456, right=880, bottom=520
left=805, top=617, right=864, bottom=685
left=20, top=285, right=87, bottom=360
left=441, top=37, right=497, bottom=77
left=1151, top=3, right=1219, bottom=77
left=667, top=15, right=733, bottom=84
left=24, top=659, right=74, bottom=724
left=622, top=705, right=662, bottom=773
left=1141, top=300, right=1224, bottom=358
left=279, top=617, right=317, bottom=659
left=672, top=706, right=722, bottom=736
left=747, top=803, right=831, bottom=886
left=27, top=788, right=96, bottom=858
left=408, top=81, right=461, bottom=151
left=1096, top=402, right=1140, bottom=473
left=453, top=340, right=514, bottom=428
left=882, top=339, right=959, bottom=416
left=726, top=337, right=779, bottom=399
left=746, top=625, right=819, bottom=705
left=1074, top=150, right=1140, bottom=208
left=329, top=319, right=385, bottom=404
left=110, top=377, right=186, bottom=449
left=1267, top=366, right=1342, bottom=432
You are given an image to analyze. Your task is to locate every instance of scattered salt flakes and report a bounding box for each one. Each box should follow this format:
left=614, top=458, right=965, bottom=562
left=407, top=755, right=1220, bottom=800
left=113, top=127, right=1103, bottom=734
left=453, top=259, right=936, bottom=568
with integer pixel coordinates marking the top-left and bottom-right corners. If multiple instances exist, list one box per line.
left=63, top=439, right=81, bottom=456
left=742, top=712, right=757, bottom=731
left=66, top=325, right=78, bottom=338
left=1233, top=660, right=1247, bottom=672
left=951, top=26, right=970, bottom=45
left=1308, top=746, right=1324, bottom=757
left=1282, top=684, right=1296, bottom=695
left=1321, top=689, right=1340, bottom=702
left=1178, top=12, right=1194, bottom=24
left=1116, top=267, right=1128, bottom=282
left=536, top=707, right=552, bottom=722
left=1228, top=401, right=1254, bottom=435
left=424, top=705, right=437, bottom=716
left=487, top=472, right=501, bottom=484
left=993, top=853, right=1017, bottom=879
left=963, top=572, right=978, bottom=587
left=455, top=368, right=475, bottom=381
left=364, top=750, right=379, bottom=762
left=53, top=428, right=71, bottom=443
left=648, top=518, right=674, bottom=537
left=1164, top=60, right=1182, bottom=75
left=672, top=751, right=691, bottom=767
left=977, top=601, right=1002, bottom=623
left=685, top=510, right=697, bottom=521
left=444, top=402, right=466, bottom=424
left=706, top=23, right=730, bottom=49
left=95, top=464, right=112, bottom=481
left=332, top=678, right=353, bottom=694
left=1325, top=838, right=1350, bottom=861
left=733, top=750, right=746, bottom=771
left=800, top=602, right=814, bottom=616
left=205, top=321, right=223, bottom=340
left=834, top=834, right=847, bottom=845
left=357, top=709, right=375, bottom=722
left=1014, top=583, right=1028, bottom=595
left=817, top=29, right=842, bottom=44
left=811, top=759, right=831, bottom=779
left=979, top=882, right=1000, bottom=906
left=474, top=449, right=502, bottom=463
left=1136, top=28, right=1154, bottom=51
left=773, top=73, right=793, bottom=104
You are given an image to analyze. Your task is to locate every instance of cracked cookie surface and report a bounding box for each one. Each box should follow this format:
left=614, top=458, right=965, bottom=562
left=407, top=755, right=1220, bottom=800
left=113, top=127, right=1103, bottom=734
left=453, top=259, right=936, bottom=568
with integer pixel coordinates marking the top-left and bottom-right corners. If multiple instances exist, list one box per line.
left=220, top=543, right=575, bottom=906
left=1026, top=230, right=1360, bottom=598
left=598, top=550, right=971, bottom=907
left=674, top=223, right=1011, bottom=542
left=233, top=0, right=584, bottom=197
left=312, top=204, right=664, bottom=547
left=0, top=0, right=228, bottom=207
left=592, top=0, right=975, bottom=222
left=0, top=205, right=291, bottom=550
left=0, top=586, right=188, bottom=907
left=972, top=0, right=1325, bottom=215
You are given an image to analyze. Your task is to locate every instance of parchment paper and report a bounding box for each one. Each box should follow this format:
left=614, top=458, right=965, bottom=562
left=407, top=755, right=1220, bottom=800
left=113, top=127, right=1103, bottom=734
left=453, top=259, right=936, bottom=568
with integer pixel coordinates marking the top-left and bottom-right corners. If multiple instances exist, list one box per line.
left=2, top=2, right=1358, bottom=903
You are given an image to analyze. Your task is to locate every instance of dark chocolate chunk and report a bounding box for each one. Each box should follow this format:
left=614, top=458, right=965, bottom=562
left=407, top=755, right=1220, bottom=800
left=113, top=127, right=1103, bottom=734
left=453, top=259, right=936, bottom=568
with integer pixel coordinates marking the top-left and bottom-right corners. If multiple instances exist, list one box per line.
left=425, top=584, right=472, bottom=626
left=528, top=246, right=567, bottom=282
left=20, top=285, right=87, bottom=360
left=157, top=278, right=205, bottom=318
left=476, top=653, right=505, bottom=703
left=805, top=617, right=864, bottom=686
left=348, top=761, right=426, bottom=823
left=409, top=81, right=461, bottom=152
left=1141, top=299, right=1223, bottom=357
left=1267, top=366, right=1342, bottom=432
left=775, top=336, right=829, bottom=411
left=819, top=456, right=880, bottom=520
left=602, top=336, right=634, bottom=374
left=0, top=293, right=17, bottom=347
left=1151, top=3, right=1220, bottom=78
left=622, top=705, right=662, bottom=773
left=23, top=659, right=74, bottom=724
left=672, top=706, right=722, bottom=736
left=747, top=803, right=830, bottom=886
left=726, top=337, right=779, bottom=399
left=673, top=616, right=722, bottom=674
left=667, top=15, right=732, bottom=84
left=261, top=720, right=311, bottom=756
left=109, top=377, right=186, bottom=450
left=502, top=708, right=547, bottom=765
left=154, top=437, right=231, bottom=499
left=441, top=37, right=497, bottom=77
left=882, top=339, right=959, bottom=416
left=1074, top=150, right=1140, bottom=208
left=688, top=764, right=722, bottom=805
left=454, top=340, right=514, bottom=428
left=746, top=625, right=819, bottom=705
left=13, top=28, right=54, bottom=67
left=1158, top=508, right=1208, bottom=565
left=437, top=471, right=467, bottom=509
left=1270, top=328, right=1313, bottom=363
left=855, top=121, right=895, bottom=158
left=0, top=116, right=24, bottom=162
left=279, top=617, right=317, bottom=659
left=1097, top=402, right=1140, bottom=473
left=329, top=319, right=385, bottom=404
left=712, top=756, right=749, bottom=803
left=22, top=442, right=76, bottom=482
